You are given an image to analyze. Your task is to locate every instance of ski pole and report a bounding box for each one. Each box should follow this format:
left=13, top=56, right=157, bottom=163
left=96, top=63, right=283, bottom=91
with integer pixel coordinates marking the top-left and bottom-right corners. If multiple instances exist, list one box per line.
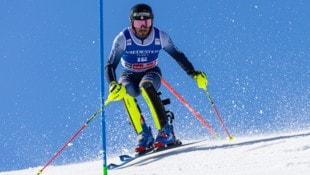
left=161, top=78, right=220, bottom=138
left=203, top=88, right=233, bottom=140
left=36, top=106, right=102, bottom=175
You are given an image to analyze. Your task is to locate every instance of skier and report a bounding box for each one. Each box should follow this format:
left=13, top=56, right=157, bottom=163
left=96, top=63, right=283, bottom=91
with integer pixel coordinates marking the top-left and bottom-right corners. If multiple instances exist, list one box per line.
left=105, top=3, right=208, bottom=153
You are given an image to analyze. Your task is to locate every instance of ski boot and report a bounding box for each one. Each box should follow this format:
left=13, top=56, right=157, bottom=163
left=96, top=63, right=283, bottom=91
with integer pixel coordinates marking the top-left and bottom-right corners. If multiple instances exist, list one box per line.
left=135, top=123, right=154, bottom=154
left=154, top=123, right=176, bottom=148
left=154, top=111, right=182, bottom=149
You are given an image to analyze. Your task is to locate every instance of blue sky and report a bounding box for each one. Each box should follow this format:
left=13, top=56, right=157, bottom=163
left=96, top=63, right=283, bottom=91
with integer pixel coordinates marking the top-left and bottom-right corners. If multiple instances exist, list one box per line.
left=0, top=0, right=309, bottom=172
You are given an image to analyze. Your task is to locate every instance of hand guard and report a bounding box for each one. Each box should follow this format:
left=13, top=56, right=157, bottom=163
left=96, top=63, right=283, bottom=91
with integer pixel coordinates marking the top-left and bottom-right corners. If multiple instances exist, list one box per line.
left=192, top=71, right=208, bottom=90
left=107, top=81, right=126, bottom=102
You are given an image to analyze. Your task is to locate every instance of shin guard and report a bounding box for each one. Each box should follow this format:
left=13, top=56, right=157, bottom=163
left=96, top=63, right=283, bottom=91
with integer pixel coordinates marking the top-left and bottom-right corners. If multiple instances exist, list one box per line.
left=123, top=95, right=143, bottom=134
left=141, top=84, right=167, bottom=130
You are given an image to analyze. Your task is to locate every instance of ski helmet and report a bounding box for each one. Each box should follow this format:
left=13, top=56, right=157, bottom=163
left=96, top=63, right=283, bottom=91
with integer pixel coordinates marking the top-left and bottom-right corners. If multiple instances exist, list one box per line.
left=130, top=4, right=154, bottom=21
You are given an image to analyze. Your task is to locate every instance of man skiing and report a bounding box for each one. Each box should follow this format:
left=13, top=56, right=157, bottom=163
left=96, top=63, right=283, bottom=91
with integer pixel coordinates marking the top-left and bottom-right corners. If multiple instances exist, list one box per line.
left=105, top=3, right=208, bottom=153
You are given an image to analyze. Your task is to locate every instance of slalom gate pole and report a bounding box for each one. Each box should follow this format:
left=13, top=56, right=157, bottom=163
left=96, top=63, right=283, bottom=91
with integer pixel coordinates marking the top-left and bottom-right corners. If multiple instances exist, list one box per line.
left=36, top=106, right=102, bottom=175
left=203, top=88, right=233, bottom=140
left=161, top=78, right=219, bottom=138
left=99, top=0, right=108, bottom=174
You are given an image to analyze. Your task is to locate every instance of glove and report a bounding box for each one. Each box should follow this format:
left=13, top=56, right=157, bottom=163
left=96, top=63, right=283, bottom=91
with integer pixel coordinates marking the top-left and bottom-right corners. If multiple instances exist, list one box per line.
left=107, top=81, right=126, bottom=102
left=191, top=70, right=208, bottom=90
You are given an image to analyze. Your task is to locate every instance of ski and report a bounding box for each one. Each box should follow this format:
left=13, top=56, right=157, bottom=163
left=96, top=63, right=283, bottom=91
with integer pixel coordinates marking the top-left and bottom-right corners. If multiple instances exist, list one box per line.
left=107, top=140, right=182, bottom=170
left=107, top=139, right=203, bottom=170
left=107, top=150, right=152, bottom=170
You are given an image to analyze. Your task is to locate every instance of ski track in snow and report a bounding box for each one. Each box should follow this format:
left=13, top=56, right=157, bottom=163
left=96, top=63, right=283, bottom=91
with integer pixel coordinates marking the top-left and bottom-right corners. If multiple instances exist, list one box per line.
left=1, top=131, right=309, bottom=175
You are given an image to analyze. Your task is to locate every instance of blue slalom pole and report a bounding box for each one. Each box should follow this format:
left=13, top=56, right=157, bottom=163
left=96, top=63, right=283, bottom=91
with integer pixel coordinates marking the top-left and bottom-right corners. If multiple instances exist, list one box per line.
left=99, top=0, right=108, bottom=174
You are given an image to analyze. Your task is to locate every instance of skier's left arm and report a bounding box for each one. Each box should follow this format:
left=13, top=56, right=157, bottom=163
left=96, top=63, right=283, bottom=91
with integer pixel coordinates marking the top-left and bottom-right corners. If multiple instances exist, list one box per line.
left=161, top=31, right=208, bottom=90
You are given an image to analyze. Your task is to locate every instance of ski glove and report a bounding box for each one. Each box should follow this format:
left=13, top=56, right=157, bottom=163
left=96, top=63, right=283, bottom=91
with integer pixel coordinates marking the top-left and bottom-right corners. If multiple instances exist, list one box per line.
left=107, top=81, right=126, bottom=102
left=192, top=70, right=208, bottom=90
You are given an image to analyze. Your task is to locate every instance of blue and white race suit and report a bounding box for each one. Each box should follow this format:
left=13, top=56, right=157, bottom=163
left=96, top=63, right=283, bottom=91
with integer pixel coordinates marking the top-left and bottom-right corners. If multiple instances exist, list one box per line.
left=105, top=27, right=195, bottom=97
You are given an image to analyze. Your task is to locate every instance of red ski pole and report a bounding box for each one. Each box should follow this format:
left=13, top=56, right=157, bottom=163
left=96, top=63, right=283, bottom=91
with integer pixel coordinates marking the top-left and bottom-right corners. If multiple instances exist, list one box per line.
left=161, top=78, right=220, bottom=138
left=203, top=88, right=234, bottom=140
left=36, top=106, right=102, bottom=175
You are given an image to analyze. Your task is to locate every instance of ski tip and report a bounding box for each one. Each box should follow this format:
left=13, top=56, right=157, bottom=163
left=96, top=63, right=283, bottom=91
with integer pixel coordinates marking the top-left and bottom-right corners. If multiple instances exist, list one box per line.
left=107, top=163, right=118, bottom=170
left=119, top=155, right=133, bottom=162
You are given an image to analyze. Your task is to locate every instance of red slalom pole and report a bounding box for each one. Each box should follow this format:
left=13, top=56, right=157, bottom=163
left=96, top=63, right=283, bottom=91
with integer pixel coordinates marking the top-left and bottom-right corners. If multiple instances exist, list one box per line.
left=161, top=78, right=219, bottom=138
left=204, top=88, right=233, bottom=140
left=37, top=106, right=102, bottom=175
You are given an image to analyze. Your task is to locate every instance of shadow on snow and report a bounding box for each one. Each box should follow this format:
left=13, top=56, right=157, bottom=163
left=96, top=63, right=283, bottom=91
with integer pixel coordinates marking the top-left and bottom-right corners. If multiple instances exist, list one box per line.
left=116, top=132, right=310, bottom=169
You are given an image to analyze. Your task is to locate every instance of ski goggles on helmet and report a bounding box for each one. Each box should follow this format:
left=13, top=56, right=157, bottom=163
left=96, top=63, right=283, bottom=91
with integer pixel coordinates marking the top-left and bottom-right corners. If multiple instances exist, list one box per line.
left=131, top=12, right=152, bottom=20
left=133, top=19, right=152, bottom=28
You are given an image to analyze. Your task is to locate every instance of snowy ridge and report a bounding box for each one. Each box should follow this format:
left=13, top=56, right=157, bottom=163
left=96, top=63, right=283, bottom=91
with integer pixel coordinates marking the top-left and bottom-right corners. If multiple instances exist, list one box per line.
left=1, top=130, right=309, bottom=175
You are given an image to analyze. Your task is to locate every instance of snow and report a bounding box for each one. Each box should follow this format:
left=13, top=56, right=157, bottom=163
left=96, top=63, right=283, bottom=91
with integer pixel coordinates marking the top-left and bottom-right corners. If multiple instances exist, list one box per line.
left=1, top=130, right=309, bottom=175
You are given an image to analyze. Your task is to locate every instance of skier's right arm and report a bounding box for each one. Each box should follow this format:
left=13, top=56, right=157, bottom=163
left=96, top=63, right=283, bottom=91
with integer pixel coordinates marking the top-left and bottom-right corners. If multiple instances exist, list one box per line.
left=105, top=32, right=126, bottom=83
left=104, top=32, right=127, bottom=104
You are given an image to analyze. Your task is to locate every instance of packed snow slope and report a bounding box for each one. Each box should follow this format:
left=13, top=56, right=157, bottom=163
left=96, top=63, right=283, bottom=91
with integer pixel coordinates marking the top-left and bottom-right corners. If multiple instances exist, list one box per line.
left=1, top=130, right=309, bottom=175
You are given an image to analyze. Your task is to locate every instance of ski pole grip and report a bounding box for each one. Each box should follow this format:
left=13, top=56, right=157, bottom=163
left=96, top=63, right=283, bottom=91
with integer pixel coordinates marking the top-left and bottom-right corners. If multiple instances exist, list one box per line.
left=192, top=71, right=208, bottom=90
